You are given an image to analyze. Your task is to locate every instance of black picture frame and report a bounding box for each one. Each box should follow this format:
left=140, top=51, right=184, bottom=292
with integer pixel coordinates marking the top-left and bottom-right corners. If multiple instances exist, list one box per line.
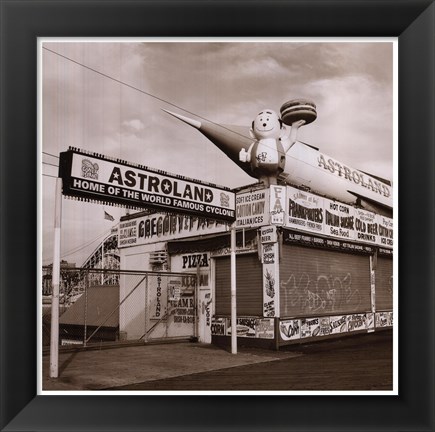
left=1, top=1, right=434, bottom=431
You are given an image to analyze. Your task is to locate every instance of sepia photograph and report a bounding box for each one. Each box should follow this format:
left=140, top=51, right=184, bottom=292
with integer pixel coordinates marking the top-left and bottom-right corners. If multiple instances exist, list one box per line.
left=39, top=38, right=397, bottom=394
left=1, top=1, right=434, bottom=431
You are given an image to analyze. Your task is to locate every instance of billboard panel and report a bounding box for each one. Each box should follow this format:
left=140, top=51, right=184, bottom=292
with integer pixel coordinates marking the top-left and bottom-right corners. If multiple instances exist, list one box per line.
left=59, top=149, right=236, bottom=222
left=235, top=188, right=269, bottom=228
left=118, top=213, right=227, bottom=248
left=286, top=186, right=324, bottom=234
left=283, top=185, right=393, bottom=249
left=354, top=208, right=379, bottom=245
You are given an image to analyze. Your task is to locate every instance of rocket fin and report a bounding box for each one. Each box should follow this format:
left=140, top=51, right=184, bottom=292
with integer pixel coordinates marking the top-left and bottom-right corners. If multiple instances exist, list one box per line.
left=347, top=190, right=393, bottom=217
left=298, top=141, right=319, bottom=151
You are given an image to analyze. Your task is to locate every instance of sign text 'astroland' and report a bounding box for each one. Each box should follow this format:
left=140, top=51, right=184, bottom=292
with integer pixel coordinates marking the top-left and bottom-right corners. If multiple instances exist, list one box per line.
left=59, top=149, right=235, bottom=222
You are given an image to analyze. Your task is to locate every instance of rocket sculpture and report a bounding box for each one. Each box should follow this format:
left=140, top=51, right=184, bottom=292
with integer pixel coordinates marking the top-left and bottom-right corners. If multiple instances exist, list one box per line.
left=163, top=99, right=392, bottom=216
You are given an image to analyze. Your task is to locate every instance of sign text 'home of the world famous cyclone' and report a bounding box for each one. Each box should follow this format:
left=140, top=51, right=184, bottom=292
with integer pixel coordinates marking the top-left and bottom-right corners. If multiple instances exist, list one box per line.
left=59, top=149, right=236, bottom=222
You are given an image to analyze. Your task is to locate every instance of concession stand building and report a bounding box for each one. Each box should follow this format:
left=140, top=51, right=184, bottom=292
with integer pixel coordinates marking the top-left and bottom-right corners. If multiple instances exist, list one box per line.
left=118, top=182, right=393, bottom=349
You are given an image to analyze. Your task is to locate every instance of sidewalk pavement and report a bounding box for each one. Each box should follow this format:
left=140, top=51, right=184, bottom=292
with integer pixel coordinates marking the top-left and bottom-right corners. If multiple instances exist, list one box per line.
left=42, top=342, right=302, bottom=391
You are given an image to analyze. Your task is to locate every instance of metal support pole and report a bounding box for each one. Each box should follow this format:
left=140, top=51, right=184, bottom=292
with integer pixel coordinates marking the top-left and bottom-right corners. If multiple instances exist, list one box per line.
left=230, top=223, right=237, bottom=354
left=195, top=264, right=200, bottom=340
left=101, top=241, right=104, bottom=285
left=370, top=251, right=377, bottom=314
left=50, top=178, right=62, bottom=378
left=144, top=275, right=149, bottom=342
left=83, top=271, right=88, bottom=347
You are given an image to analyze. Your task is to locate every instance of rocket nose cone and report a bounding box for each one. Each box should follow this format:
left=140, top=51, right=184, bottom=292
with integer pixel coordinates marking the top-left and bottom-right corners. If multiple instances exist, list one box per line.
left=161, top=109, right=202, bottom=130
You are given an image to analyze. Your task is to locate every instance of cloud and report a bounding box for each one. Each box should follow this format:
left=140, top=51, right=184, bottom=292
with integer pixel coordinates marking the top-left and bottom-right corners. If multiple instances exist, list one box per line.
left=122, top=119, right=145, bottom=134
left=299, top=74, right=393, bottom=179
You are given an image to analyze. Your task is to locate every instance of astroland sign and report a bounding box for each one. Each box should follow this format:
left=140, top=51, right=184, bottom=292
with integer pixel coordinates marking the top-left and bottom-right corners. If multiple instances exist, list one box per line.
left=58, top=148, right=236, bottom=222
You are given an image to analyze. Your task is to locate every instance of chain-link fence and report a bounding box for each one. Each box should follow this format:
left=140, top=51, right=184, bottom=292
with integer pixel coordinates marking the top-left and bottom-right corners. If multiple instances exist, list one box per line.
left=42, top=267, right=197, bottom=351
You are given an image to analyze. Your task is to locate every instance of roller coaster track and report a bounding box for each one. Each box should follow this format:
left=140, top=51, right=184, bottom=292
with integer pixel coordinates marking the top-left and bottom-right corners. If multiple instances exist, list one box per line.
left=82, top=229, right=120, bottom=271
left=42, top=228, right=120, bottom=301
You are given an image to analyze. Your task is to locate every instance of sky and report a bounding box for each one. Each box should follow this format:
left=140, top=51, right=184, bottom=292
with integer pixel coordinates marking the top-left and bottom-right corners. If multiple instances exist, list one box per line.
left=41, top=39, right=395, bottom=266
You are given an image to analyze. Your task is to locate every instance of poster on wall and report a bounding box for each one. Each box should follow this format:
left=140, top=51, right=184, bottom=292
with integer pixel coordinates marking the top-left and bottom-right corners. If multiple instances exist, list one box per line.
left=170, top=296, right=196, bottom=325
left=262, top=243, right=278, bottom=317
left=279, top=319, right=301, bottom=341
left=260, top=225, right=277, bottom=244
left=262, top=243, right=275, bottom=264
left=118, top=218, right=139, bottom=247
left=168, top=279, right=181, bottom=301
left=222, top=317, right=274, bottom=339
left=323, top=198, right=355, bottom=240
left=329, top=315, right=348, bottom=334
left=286, top=186, right=324, bottom=234
left=301, top=317, right=321, bottom=338
left=376, top=312, right=388, bottom=327
left=211, top=317, right=227, bottom=336
left=227, top=317, right=257, bottom=338
left=354, top=208, right=379, bottom=245
left=318, top=317, right=331, bottom=336
left=377, top=215, right=394, bottom=248
left=347, top=314, right=366, bottom=332
left=365, top=312, right=375, bottom=330
left=376, top=311, right=393, bottom=328
left=255, top=319, right=275, bottom=339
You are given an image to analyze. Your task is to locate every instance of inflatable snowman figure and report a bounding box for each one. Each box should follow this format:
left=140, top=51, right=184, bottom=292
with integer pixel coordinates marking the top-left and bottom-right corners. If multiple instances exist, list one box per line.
left=239, top=109, right=305, bottom=185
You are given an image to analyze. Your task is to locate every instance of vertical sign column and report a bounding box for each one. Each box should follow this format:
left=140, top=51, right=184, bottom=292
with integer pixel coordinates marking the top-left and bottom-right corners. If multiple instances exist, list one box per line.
left=370, top=250, right=377, bottom=334
left=260, top=226, right=280, bottom=318
left=269, top=185, right=286, bottom=225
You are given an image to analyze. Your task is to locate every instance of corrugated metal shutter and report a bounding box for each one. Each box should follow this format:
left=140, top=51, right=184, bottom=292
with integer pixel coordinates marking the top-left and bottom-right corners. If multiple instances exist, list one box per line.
left=280, top=244, right=371, bottom=317
left=375, top=257, right=393, bottom=310
left=215, top=254, right=262, bottom=316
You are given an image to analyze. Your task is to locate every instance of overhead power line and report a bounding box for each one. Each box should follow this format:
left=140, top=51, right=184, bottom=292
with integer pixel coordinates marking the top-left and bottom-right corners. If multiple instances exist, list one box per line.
left=43, top=161, right=59, bottom=168
left=43, top=224, right=117, bottom=266
left=42, top=151, right=60, bottom=159
left=60, top=229, right=112, bottom=260
left=42, top=46, right=252, bottom=142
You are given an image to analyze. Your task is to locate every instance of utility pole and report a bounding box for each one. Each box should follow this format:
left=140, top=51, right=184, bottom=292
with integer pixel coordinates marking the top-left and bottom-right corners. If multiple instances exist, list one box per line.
left=230, top=223, right=237, bottom=354
left=50, top=178, right=62, bottom=378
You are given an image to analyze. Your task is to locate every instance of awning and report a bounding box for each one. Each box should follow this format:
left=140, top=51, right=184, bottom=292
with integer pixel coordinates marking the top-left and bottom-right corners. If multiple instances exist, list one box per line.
left=167, top=229, right=258, bottom=254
